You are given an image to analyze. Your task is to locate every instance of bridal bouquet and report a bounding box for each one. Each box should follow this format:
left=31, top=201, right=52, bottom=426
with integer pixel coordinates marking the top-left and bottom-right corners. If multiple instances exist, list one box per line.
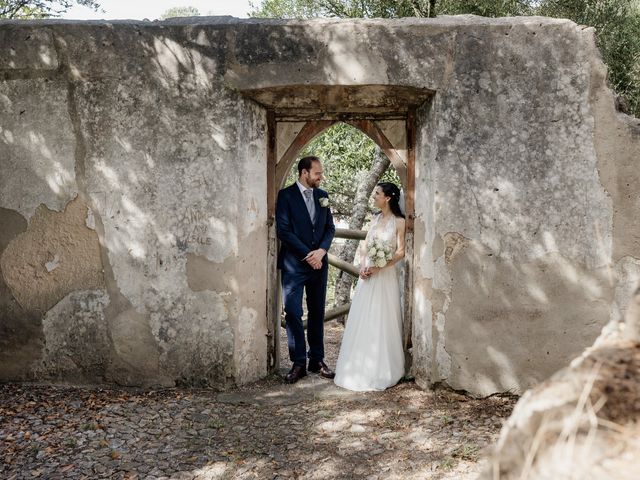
left=367, top=238, right=393, bottom=268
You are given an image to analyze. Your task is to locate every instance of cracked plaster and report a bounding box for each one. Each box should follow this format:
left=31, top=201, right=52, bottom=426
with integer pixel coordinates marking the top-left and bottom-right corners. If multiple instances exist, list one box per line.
left=0, top=17, right=638, bottom=395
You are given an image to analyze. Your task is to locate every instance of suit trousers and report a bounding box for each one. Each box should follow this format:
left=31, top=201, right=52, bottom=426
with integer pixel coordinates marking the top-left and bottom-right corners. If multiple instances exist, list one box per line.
left=282, top=266, right=328, bottom=367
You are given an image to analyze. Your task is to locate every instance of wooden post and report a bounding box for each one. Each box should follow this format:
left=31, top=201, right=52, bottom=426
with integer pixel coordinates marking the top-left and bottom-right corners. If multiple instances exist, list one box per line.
left=405, top=110, right=416, bottom=235
left=404, top=108, right=417, bottom=358
left=266, top=110, right=279, bottom=372
left=281, top=302, right=352, bottom=329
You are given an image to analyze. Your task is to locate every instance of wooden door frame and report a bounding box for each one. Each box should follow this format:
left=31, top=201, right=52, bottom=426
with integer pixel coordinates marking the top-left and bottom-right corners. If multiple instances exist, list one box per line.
left=265, top=111, right=417, bottom=374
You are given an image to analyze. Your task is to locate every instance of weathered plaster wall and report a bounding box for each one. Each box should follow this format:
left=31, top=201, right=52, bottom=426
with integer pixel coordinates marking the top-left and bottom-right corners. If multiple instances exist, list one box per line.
left=1, top=17, right=638, bottom=394
left=0, top=207, right=39, bottom=379
left=413, top=20, right=622, bottom=396
left=1, top=21, right=268, bottom=387
left=217, top=16, right=638, bottom=395
left=589, top=47, right=640, bottom=338
left=409, top=20, right=639, bottom=396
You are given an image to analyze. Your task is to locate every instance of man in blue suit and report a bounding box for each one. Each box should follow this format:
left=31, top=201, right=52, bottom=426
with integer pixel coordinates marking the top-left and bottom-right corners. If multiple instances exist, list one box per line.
left=276, top=156, right=336, bottom=384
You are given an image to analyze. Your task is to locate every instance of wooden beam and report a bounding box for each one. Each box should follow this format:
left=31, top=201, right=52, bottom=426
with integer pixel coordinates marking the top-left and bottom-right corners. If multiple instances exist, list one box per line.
left=281, top=302, right=352, bottom=328
left=327, top=253, right=360, bottom=278
left=323, top=302, right=352, bottom=322
left=267, top=110, right=277, bottom=218
left=334, top=228, right=367, bottom=240
left=405, top=109, right=416, bottom=233
left=346, top=119, right=407, bottom=189
left=403, top=108, right=417, bottom=353
left=266, top=109, right=279, bottom=372
left=275, top=120, right=336, bottom=189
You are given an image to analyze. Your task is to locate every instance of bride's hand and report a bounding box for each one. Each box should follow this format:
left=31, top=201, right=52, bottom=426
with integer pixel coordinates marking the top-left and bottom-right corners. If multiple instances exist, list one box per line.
left=367, top=266, right=381, bottom=277
left=359, top=267, right=369, bottom=279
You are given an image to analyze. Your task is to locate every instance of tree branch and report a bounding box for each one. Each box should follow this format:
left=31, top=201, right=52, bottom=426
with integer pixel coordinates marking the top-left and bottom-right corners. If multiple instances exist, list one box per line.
left=321, top=0, right=349, bottom=17
left=3, top=0, right=32, bottom=18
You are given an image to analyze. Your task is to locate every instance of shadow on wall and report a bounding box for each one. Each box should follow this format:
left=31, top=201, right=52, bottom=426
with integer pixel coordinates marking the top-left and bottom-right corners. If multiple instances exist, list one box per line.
left=441, top=236, right=615, bottom=395
left=329, top=20, right=626, bottom=399
left=409, top=19, right=634, bottom=396
left=0, top=22, right=270, bottom=387
left=0, top=18, right=636, bottom=393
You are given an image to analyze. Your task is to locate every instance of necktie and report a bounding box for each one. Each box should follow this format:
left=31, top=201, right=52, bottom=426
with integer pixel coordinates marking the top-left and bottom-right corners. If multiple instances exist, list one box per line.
left=304, top=189, right=315, bottom=221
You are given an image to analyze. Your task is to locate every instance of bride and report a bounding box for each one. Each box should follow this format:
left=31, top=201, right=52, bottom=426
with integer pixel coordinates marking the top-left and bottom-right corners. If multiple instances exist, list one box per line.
left=334, top=182, right=406, bottom=391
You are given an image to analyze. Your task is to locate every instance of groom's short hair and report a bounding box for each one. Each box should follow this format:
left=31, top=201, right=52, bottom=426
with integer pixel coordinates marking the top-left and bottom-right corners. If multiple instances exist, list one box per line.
left=298, top=156, right=320, bottom=176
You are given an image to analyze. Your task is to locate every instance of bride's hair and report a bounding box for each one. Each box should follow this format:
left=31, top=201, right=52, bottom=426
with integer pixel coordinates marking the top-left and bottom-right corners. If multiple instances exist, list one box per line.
left=377, top=182, right=405, bottom=218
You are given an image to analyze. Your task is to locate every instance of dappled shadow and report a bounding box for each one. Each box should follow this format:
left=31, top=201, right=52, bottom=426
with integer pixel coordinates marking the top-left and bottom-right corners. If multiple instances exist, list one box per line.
left=0, top=20, right=270, bottom=387
left=1, top=16, right=638, bottom=398
left=0, top=381, right=516, bottom=479
left=405, top=18, right=635, bottom=396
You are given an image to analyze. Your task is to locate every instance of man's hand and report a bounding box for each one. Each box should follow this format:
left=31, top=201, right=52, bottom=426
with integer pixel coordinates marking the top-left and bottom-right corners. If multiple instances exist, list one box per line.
left=304, top=248, right=326, bottom=270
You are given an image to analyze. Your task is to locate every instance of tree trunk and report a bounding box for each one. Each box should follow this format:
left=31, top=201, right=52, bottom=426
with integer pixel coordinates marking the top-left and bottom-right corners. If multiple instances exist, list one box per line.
left=410, top=0, right=436, bottom=17
left=333, top=148, right=390, bottom=321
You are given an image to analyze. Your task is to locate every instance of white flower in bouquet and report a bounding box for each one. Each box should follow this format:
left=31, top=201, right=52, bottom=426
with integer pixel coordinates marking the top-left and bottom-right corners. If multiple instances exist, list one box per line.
left=367, top=238, right=393, bottom=268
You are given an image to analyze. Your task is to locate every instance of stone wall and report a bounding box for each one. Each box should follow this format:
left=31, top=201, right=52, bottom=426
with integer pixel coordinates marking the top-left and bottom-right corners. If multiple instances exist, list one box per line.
left=1, top=20, right=268, bottom=387
left=0, top=16, right=638, bottom=394
left=410, top=18, right=638, bottom=396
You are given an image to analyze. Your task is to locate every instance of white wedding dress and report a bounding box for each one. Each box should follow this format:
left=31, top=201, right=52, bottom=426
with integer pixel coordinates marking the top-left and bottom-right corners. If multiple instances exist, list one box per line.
left=334, top=214, right=405, bottom=391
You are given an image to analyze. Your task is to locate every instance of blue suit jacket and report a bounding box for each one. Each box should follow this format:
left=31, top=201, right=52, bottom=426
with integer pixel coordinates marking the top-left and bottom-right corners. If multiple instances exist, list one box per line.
left=276, top=183, right=335, bottom=273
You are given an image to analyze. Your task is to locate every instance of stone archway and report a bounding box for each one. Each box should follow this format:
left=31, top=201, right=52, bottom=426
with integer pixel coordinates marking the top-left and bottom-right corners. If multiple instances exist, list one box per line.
left=239, top=85, right=432, bottom=371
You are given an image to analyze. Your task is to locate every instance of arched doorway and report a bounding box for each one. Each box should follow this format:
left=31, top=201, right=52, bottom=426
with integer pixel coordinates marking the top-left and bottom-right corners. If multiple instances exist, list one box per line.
left=273, top=121, right=407, bottom=374
left=238, top=84, right=431, bottom=372
left=261, top=110, right=425, bottom=372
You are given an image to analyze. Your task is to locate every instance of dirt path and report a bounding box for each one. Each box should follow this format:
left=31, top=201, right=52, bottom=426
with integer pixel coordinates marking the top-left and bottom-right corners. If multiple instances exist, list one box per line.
left=0, top=322, right=516, bottom=479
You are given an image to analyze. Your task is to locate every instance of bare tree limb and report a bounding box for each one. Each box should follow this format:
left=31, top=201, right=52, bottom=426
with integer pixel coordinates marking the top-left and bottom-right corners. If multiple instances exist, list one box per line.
left=322, top=0, right=349, bottom=17
left=2, top=0, right=31, bottom=18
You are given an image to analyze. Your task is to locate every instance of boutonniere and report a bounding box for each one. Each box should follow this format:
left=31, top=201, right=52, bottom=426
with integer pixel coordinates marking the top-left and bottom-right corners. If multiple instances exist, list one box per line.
left=319, top=197, right=329, bottom=208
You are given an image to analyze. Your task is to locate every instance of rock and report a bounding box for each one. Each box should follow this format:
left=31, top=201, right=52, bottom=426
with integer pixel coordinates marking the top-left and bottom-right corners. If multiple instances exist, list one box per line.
left=480, top=338, right=640, bottom=479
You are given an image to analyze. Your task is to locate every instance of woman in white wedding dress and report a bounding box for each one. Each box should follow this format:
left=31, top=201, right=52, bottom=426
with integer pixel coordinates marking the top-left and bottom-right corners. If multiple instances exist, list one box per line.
left=334, top=182, right=406, bottom=391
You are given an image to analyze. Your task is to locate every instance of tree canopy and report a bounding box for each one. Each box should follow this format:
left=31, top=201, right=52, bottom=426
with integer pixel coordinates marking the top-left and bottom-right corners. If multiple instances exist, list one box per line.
left=285, top=123, right=400, bottom=219
left=538, top=0, right=640, bottom=116
left=159, top=6, right=200, bottom=20
left=250, top=0, right=533, bottom=19
left=0, top=0, right=100, bottom=19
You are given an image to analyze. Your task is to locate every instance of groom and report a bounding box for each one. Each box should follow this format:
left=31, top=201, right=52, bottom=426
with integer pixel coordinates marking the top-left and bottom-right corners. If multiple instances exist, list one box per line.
left=276, top=156, right=336, bottom=384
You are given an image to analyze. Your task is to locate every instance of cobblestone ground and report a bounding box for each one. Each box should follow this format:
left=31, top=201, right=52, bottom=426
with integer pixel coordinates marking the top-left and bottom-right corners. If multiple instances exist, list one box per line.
left=1, top=322, right=516, bottom=479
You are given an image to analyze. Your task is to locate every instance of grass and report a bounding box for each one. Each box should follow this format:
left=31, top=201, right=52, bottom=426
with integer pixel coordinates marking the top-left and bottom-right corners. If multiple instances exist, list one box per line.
left=64, top=437, right=78, bottom=448
left=439, top=456, right=455, bottom=470
left=452, top=442, right=479, bottom=461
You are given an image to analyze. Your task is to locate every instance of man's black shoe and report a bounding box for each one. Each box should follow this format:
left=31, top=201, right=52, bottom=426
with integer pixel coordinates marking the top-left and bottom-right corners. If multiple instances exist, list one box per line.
left=308, top=360, right=335, bottom=379
left=285, top=365, right=307, bottom=384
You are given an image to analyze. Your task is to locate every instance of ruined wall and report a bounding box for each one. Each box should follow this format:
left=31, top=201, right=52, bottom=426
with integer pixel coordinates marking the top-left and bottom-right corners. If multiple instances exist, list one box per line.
left=412, top=19, right=640, bottom=396
left=0, top=21, right=268, bottom=387
left=1, top=17, right=638, bottom=394
left=413, top=20, right=612, bottom=396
